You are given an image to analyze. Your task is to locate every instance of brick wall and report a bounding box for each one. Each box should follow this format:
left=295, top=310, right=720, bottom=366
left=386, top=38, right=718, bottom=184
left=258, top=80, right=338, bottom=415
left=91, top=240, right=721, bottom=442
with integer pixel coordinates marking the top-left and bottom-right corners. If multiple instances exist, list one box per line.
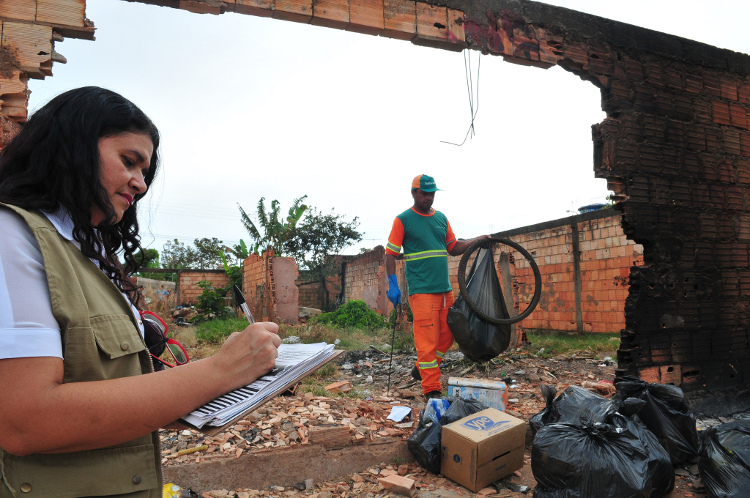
left=350, top=209, right=641, bottom=337
left=298, top=281, right=325, bottom=308
left=242, top=252, right=299, bottom=325
left=0, top=0, right=94, bottom=147
left=343, top=246, right=391, bottom=315
left=491, top=209, right=643, bottom=338
left=178, top=270, right=230, bottom=305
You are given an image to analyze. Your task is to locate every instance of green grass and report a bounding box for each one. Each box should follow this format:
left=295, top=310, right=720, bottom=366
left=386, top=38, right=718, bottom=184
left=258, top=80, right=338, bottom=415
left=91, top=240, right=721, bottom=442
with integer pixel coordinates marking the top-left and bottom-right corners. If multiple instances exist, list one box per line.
left=525, top=330, right=620, bottom=358
left=193, top=316, right=414, bottom=354
left=194, top=317, right=248, bottom=343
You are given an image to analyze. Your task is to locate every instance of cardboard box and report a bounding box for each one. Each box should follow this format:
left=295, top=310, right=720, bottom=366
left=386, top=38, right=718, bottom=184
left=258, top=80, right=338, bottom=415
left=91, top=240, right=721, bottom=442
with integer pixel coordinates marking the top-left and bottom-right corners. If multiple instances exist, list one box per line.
left=440, top=408, right=525, bottom=492
left=447, top=377, right=509, bottom=412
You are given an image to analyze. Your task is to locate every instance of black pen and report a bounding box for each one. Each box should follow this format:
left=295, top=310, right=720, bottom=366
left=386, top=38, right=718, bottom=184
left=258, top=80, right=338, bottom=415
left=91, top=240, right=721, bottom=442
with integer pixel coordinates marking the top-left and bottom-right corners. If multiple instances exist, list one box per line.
left=233, top=285, right=255, bottom=324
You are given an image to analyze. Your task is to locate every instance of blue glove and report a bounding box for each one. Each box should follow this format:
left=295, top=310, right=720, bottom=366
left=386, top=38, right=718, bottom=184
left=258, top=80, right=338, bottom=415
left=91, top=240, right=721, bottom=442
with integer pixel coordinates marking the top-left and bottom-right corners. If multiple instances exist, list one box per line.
left=387, top=274, right=401, bottom=305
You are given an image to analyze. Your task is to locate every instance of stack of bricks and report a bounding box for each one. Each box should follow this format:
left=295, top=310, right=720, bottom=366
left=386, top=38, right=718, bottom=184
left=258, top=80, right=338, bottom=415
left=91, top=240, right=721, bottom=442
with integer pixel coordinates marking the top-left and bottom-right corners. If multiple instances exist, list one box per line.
left=0, top=0, right=94, bottom=147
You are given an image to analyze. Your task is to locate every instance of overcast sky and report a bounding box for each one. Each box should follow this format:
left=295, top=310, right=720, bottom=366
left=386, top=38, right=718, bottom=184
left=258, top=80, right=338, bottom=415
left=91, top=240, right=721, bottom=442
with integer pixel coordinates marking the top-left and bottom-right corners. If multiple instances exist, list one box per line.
left=26, top=0, right=750, bottom=257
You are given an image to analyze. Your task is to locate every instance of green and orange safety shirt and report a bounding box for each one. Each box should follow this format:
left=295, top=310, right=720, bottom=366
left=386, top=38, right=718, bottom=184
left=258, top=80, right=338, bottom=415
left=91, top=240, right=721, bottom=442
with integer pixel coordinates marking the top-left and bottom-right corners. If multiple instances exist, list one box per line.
left=386, top=207, right=457, bottom=295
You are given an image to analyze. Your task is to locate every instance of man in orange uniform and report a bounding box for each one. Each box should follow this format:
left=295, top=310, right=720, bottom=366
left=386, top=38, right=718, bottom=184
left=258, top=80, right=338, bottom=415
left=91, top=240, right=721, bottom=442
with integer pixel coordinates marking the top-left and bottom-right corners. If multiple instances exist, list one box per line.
left=385, top=175, right=488, bottom=399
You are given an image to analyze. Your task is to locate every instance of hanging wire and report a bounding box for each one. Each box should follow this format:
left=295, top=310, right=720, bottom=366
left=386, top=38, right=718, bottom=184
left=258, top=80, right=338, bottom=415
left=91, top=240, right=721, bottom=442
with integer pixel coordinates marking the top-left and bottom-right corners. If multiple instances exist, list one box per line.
left=441, top=49, right=481, bottom=147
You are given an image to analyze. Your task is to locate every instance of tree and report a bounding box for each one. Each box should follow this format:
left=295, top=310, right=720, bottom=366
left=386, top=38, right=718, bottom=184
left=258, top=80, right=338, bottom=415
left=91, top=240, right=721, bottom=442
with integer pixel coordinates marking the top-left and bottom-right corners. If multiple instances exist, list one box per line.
left=161, top=239, right=199, bottom=269
left=238, top=196, right=308, bottom=256
left=193, top=237, right=229, bottom=270
left=127, top=248, right=159, bottom=271
left=286, top=207, right=362, bottom=308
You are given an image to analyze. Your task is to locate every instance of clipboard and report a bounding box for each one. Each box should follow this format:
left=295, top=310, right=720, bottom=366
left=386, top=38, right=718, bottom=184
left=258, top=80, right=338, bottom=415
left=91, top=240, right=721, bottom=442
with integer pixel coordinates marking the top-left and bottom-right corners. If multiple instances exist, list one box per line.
left=183, top=349, right=344, bottom=436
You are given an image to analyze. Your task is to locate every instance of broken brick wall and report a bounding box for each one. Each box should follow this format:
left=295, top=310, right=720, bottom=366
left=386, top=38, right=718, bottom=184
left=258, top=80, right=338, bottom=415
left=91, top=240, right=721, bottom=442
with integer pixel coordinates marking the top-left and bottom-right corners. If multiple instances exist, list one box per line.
left=343, top=245, right=390, bottom=315
left=0, top=0, right=94, bottom=148
left=242, top=252, right=299, bottom=325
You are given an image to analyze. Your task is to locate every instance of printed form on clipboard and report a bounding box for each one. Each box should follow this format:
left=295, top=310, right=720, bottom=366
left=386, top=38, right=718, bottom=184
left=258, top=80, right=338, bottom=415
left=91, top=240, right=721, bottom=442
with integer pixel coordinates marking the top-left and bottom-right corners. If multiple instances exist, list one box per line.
left=181, top=342, right=338, bottom=431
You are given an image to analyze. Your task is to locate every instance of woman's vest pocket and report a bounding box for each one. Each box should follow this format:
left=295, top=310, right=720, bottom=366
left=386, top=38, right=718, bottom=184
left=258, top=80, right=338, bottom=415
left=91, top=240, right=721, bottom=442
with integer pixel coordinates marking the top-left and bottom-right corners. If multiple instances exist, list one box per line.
left=1, top=442, right=158, bottom=497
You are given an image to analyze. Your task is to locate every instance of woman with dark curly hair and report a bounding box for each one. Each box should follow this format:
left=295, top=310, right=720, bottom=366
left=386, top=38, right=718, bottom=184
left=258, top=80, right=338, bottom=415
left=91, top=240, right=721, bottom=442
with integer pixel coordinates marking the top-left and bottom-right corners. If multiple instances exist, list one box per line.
left=0, top=87, right=281, bottom=497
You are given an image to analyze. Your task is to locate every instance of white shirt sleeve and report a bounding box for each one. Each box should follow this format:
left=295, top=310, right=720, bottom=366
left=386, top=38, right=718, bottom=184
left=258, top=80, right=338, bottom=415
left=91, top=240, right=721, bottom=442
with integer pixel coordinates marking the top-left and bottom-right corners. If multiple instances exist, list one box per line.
left=0, top=207, right=63, bottom=359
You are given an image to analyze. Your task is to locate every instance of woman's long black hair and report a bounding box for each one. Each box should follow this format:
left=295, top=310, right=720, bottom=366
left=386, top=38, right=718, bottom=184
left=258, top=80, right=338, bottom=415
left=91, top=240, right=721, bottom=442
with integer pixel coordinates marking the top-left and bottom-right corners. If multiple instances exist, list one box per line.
left=0, top=86, right=160, bottom=306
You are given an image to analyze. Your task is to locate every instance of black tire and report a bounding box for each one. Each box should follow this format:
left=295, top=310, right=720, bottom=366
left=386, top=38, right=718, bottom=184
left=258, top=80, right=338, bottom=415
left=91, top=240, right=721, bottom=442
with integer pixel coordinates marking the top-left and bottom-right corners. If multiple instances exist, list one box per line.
left=456, top=237, right=541, bottom=326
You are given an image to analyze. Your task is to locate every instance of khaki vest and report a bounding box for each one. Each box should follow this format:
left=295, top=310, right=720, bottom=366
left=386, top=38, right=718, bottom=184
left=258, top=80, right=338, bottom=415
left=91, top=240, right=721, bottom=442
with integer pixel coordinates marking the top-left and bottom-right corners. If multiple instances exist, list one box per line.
left=0, top=205, right=161, bottom=497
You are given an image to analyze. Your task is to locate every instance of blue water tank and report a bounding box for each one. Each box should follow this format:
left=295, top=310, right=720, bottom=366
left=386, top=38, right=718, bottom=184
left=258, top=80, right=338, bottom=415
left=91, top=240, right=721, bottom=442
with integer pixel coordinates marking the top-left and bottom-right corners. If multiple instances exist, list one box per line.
left=578, top=203, right=607, bottom=214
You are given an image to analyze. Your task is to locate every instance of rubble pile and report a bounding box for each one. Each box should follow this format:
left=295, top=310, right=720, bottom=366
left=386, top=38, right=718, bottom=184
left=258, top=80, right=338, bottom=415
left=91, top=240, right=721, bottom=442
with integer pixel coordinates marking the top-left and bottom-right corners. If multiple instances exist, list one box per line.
left=161, top=348, right=710, bottom=496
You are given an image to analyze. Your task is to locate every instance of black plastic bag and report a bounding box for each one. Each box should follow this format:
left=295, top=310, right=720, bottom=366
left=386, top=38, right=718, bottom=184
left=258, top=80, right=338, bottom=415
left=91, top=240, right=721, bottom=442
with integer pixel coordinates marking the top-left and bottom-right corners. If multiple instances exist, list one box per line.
left=699, top=420, right=750, bottom=497
left=532, top=414, right=674, bottom=498
left=447, top=246, right=511, bottom=362
left=614, top=376, right=699, bottom=465
left=529, top=385, right=623, bottom=436
left=407, top=396, right=487, bottom=474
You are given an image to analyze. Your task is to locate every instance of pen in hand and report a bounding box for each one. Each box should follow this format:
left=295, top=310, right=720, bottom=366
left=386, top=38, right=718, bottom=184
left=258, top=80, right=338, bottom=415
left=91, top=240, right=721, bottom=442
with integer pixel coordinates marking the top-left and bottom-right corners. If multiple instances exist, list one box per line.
left=233, top=285, right=255, bottom=324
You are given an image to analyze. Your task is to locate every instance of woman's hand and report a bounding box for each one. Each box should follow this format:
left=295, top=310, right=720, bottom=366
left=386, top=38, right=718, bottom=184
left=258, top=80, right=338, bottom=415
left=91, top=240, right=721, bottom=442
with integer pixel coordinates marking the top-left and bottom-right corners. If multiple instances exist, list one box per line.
left=211, top=322, right=281, bottom=392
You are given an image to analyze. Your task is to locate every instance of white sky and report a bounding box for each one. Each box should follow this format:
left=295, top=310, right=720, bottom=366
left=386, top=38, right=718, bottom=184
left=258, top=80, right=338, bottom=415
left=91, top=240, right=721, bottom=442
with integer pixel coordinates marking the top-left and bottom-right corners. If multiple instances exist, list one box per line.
left=26, top=0, right=750, bottom=256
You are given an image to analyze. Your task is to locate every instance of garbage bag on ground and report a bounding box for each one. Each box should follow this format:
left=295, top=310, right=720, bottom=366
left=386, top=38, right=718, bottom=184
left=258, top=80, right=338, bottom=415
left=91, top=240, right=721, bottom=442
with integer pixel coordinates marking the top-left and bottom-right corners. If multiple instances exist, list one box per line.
left=529, top=384, right=623, bottom=436
left=532, top=413, right=674, bottom=498
left=614, top=376, right=699, bottom=465
left=447, top=245, right=511, bottom=362
left=407, top=396, right=487, bottom=474
left=699, top=420, right=750, bottom=497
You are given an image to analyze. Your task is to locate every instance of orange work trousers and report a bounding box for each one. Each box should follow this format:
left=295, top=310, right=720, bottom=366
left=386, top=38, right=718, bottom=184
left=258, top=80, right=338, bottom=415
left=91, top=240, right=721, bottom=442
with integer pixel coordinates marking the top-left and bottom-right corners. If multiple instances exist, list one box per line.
left=410, top=291, right=455, bottom=394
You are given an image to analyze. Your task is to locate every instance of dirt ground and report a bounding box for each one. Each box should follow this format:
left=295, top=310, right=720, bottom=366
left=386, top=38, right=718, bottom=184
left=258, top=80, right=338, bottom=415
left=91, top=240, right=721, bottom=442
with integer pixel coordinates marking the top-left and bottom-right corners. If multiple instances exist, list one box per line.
left=161, top=342, right=712, bottom=497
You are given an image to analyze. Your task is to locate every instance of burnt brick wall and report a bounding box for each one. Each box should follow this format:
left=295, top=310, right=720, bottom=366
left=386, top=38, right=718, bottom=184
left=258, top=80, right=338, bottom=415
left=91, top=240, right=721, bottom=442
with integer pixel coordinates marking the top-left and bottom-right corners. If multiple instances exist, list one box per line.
left=442, top=0, right=750, bottom=410
left=298, top=281, right=325, bottom=308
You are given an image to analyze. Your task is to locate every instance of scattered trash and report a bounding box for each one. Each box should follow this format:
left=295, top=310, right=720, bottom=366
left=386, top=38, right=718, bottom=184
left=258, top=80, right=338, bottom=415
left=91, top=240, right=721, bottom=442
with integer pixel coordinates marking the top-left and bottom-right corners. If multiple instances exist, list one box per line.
left=447, top=377, right=509, bottom=412
left=387, top=405, right=413, bottom=422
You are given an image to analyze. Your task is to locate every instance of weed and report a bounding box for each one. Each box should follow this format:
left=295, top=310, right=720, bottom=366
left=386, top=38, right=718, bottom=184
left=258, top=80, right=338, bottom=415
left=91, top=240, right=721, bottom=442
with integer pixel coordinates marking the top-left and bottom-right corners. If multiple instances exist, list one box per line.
left=194, top=317, right=248, bottom=344
left=311, top=300, right=389, bottom=330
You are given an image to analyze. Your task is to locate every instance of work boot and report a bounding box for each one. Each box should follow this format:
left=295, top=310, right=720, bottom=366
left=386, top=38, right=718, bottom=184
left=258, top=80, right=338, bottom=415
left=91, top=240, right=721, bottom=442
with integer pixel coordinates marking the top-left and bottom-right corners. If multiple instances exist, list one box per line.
left=411, top=366, right=421, bottom=381
left=424, top=391, right=442, bottom=400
